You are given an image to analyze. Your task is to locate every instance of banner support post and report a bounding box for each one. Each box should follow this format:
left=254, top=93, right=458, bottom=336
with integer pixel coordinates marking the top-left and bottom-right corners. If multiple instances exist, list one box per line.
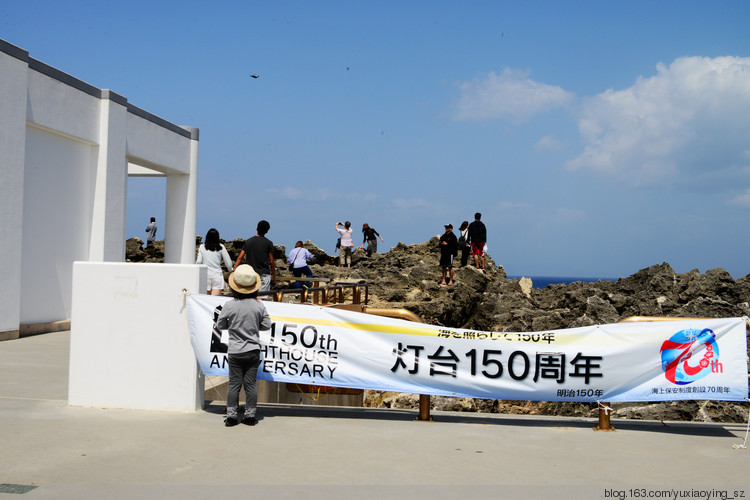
left=594, top=402, right=614, bottom=431
left=417, top=394, right=432, bottom=421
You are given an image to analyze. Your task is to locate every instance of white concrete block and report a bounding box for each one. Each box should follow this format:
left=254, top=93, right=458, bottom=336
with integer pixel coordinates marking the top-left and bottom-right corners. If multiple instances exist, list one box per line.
left=69, top=262, right=207, bottom=412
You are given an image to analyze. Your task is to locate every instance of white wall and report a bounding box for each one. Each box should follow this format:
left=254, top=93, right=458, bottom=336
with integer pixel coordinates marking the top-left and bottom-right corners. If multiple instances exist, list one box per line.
left=0, top=47, right=28, bottom=337
left=20, top=127, right=95, bottom=323
left=26, top=68, right=100, bottom=143
left=69, top=262, right=207, bottom=412
left=0, top=38, right=199, bottom=337
left=126, top=113, right=192, bottom=175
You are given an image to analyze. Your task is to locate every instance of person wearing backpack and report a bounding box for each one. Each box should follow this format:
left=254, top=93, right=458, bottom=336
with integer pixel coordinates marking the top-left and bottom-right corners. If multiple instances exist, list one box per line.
left=458, top=220, right=470, bottom=267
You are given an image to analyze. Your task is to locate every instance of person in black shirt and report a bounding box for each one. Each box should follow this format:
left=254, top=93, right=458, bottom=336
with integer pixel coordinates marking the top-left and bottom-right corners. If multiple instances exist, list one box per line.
left=233, top=220, right=276, bottom=292
left=439, top=223, right=458, bottom=286
left=360, top=223, right=385, bottom=257
left=458, top=220, right=470, bottom=267
left=467, top=212, right=487, bottom=270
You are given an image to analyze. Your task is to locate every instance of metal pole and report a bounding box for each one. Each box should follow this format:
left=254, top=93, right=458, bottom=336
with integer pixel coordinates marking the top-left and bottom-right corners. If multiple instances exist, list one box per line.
left=594, top=402, right=615, bottom=431
left=417, top=394, right=432, bottom=421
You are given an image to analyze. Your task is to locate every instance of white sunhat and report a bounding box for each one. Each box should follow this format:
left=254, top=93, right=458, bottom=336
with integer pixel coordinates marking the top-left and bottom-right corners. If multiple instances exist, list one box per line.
left=228, top=264, right=261, bottom=294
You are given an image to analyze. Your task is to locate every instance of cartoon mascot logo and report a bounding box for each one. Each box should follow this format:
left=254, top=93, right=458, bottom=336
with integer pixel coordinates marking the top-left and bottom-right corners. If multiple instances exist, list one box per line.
left=660, top=328, right=718, bottom=385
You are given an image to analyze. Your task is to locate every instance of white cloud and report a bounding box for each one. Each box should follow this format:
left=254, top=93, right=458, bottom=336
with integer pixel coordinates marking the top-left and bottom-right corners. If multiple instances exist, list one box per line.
left=534, top=134, right=568, bottom=151
left=276, top=187, right=305, bottom=200
left=391, top=197, right=437, bottom=210
left=553, top=208, right=587, bottom=224
left=268, top=187, right=377, bottom=202
left=495, top=200, right=533, bottom=211
left=566, top=56, right=750, bottom=188
left=728, top=188, right=750, bottom=206
left=453, top=68, right=574, bottom=123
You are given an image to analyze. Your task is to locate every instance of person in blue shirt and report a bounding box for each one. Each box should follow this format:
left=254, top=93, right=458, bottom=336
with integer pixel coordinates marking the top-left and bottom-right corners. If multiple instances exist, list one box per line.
left=144, top=217, right=157, bottom=248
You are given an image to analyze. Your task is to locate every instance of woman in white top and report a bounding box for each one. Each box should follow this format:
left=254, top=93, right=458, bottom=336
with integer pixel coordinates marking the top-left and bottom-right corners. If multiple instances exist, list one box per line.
left=196, top=228, right=234, bottom=295
left=335, top=221, right=354, bottom=267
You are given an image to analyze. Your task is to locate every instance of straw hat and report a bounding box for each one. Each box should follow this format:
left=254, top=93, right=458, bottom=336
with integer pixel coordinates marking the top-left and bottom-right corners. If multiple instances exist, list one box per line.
left=228, top=264, right=261, bottom=294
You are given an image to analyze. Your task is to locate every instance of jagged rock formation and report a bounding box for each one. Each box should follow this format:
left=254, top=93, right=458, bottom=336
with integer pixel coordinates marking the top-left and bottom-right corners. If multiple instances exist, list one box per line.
left=126, top=236, right=750, bottom=423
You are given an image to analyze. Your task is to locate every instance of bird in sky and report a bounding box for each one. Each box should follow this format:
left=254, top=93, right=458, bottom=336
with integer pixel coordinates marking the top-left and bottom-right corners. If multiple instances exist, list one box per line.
left=250, top=74, right=259, bottom=78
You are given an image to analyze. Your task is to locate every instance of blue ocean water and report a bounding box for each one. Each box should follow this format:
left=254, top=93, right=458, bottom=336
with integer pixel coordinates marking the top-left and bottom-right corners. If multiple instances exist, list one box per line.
left=508, top=275, right=618, bottom=289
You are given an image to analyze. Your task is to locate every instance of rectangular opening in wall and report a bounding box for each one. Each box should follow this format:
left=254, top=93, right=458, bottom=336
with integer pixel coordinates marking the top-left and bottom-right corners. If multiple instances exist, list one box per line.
left=126, top=174, right=166, bottom=259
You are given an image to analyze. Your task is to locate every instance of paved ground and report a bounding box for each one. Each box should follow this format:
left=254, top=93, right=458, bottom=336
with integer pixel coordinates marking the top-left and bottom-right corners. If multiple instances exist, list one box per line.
left=1, top=331, right=749, bottom=499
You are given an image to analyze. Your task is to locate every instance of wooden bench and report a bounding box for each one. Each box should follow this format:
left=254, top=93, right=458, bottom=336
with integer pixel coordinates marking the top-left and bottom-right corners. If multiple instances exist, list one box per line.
left=258, top=278, right=368, bottom=306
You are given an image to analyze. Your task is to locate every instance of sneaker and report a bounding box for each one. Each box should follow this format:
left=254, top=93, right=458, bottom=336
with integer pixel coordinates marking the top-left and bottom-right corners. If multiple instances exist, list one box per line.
left=224, top=417, right=239, bottom=427
left=242, top=417, right=258, bottom=426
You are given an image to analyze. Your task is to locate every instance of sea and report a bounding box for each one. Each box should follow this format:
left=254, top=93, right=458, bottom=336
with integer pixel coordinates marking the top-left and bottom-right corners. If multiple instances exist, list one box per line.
left=508, top=275, right=619, bottom=289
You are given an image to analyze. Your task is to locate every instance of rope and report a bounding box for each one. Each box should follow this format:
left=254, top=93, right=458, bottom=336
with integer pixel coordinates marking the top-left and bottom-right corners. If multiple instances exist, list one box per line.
left=296, top=385, right=325, bottom=401
left=205, top=375, right=226, bottom=402
left=732, top=399, right=750, bottom=450
left=596, top=400, right=611, bottom=414
left=179, top=288, right=189, bottom=313
left=294, top=384, right=344, bottom=402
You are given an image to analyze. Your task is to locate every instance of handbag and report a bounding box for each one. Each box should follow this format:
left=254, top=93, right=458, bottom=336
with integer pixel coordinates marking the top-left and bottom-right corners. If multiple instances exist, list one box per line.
left=288, top=247, right=297, bottom=272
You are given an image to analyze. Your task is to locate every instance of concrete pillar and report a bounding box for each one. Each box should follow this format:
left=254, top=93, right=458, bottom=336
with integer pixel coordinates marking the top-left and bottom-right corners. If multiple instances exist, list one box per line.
left=89, top=90, right=128, bottom=262
left=164, top=127, right=199, bottom=264
left=0, top=43, right=29, bottom=340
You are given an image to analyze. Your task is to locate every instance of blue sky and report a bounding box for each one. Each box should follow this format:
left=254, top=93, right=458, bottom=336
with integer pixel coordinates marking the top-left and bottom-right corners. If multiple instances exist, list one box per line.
left=4, top=1, right=750, bottom=278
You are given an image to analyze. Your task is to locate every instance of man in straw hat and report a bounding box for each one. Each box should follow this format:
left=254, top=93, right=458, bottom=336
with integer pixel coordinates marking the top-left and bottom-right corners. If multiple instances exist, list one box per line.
left=216, top=264, right=272, bottom=427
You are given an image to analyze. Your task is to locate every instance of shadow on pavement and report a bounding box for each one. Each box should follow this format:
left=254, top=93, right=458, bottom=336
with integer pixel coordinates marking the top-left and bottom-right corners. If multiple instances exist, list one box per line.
left=203, top=402, right=742, bottom=437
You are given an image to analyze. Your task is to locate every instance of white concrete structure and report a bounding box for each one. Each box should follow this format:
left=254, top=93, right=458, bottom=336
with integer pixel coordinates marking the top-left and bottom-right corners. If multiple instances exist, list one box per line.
left=69, top=262, right=206, bottom=412
left=0, top=39, right=199, bottom=340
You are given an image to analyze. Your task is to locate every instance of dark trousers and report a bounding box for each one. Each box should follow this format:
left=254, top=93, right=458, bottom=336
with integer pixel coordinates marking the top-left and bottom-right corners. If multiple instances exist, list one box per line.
left=226, top=350, right=260, bottom=419
left=460, top=246, right=470, bottom=267
left=292, top=265, right=313, bottom=288
left=365, top=239, right=378, bottom=256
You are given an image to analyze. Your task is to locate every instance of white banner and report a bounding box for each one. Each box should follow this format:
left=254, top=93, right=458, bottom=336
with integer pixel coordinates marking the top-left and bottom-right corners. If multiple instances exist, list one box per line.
left=186, top=294, right=748, bottom=402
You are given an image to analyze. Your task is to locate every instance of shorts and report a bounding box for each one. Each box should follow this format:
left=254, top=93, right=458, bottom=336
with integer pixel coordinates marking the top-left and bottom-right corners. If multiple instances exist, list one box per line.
left=470, top=242, right=485, bottom=256
left=440, top=253, right=454, bottom=268
left=207, top=275, right=225, bottom=292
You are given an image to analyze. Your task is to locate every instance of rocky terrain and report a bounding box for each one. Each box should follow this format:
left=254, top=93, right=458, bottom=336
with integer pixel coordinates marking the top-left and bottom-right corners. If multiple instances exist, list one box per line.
left=127, top=236, right=750, bottom=423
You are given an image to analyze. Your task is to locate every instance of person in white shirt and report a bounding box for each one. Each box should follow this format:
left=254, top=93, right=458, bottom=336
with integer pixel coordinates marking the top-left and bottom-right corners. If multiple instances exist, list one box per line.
left=335, top=221, right=354, bottom=267
left=196, top=228, right=234, bottom=295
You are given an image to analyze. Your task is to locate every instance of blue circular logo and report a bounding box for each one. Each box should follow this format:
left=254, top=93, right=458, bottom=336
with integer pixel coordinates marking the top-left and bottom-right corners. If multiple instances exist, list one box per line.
left=660, top=328, right=718, bottom=385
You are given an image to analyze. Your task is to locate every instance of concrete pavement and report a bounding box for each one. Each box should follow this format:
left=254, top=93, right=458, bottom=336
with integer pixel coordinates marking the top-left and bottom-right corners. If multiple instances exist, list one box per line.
left=1, top=331, right=748, bottom=499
